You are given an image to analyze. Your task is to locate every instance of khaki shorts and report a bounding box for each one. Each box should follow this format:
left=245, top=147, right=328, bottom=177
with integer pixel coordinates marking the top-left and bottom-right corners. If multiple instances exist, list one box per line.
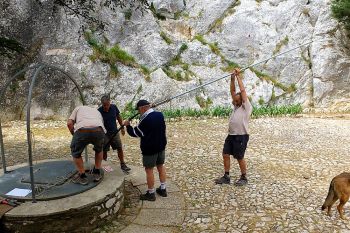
left=142, top=150, right=165, bottom=168
left=104, top=133, right=122, bottom=151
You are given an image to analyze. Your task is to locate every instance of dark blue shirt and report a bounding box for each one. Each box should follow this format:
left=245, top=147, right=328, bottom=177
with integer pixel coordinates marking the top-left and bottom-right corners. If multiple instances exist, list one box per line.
left=98, top=104, right=120, bottom=134
left=126, top=109, right=167, bottom=155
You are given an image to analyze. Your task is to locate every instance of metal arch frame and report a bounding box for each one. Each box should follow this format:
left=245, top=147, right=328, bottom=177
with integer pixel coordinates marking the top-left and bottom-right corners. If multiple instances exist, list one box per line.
left=0, top=63, right=86, bottom=202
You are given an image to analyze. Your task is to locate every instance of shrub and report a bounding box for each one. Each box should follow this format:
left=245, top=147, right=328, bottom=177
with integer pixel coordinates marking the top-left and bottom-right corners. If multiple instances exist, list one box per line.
left=331, top=0, right=350, bottom=30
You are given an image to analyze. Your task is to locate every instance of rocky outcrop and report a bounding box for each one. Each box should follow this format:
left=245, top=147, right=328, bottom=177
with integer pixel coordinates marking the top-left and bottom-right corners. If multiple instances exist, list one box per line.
left=0, top=0, right=349, bottom=119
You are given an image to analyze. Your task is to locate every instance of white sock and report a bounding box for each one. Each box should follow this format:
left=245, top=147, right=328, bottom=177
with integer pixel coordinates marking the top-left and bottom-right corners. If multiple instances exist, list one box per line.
left=148, top=188, right=155, bottom=194
left=160, top=182, right=166, bottom=190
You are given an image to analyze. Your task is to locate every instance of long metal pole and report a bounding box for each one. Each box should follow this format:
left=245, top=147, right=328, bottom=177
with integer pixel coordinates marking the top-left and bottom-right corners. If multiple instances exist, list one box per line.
left=0, top=64, right=41, bottom=173
left=26, top=65, right=45, bottom=203
left=154, top=40, right=313, bottom=107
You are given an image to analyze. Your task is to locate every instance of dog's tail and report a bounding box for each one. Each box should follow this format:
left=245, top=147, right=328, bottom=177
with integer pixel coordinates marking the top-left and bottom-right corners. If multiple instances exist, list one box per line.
left=321, top=180, right=335, bottom=210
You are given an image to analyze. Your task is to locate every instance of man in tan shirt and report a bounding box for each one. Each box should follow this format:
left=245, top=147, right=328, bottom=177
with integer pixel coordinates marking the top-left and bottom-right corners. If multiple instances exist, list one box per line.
left=67, top=106, right=106, bottom=185
left=215, top=68, right=252, bottom=186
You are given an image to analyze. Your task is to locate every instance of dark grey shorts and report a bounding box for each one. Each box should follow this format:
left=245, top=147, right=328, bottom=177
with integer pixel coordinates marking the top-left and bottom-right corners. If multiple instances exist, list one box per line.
left=223, top=134, right=249, bottom=160
left=70, top=128, right=105, bottom=158
left=142, top=150, right=165, bottom=168
left=104, top=133, right=122, bottom=151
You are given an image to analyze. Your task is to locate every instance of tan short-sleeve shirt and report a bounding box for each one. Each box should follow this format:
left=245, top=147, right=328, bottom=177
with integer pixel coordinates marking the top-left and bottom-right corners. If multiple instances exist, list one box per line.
left=228, top=99, right=253, bottom=135
left=69, top=106, right=106, bottom=133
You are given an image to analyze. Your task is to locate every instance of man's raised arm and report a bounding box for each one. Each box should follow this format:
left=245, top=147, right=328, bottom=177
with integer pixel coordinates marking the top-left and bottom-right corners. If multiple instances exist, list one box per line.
left=235, top=68, right=248, bottom=103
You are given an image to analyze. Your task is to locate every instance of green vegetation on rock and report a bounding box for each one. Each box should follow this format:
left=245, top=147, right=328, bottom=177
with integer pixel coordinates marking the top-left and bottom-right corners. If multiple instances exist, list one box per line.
left=273, top=36, right=289, bottom=55
left=85, top=31, right=150, bottom=79
left=331, top=0, right=350, bottom=30
left=160, top=31, right=172, bottom=44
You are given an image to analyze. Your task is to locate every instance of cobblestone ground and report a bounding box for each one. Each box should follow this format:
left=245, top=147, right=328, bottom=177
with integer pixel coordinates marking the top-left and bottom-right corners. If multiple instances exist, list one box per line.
left=1, top=116, right=350, bottom=232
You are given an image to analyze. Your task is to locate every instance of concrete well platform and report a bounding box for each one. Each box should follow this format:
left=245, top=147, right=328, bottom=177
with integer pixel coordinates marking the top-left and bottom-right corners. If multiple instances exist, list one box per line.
left=0, top=159, right=126, bottom=233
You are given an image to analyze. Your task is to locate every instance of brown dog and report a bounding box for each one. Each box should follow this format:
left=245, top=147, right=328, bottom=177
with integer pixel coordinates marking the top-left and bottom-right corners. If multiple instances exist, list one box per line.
left=322, top=172, right=350, bottom=219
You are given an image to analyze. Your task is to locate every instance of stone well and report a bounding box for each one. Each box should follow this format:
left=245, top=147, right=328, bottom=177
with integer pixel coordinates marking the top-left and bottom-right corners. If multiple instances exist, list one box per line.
left=0, top=159, right=125, bottom=233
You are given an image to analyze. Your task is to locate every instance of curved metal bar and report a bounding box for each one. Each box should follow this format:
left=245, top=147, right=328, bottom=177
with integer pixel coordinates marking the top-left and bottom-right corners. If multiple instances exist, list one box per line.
left=26, top=65, right=45, bottom=203
left=41, top=64, right=86, bottom=105
left=0, top=64, right=41, bottom=173
left=40, top=64, right=88, bottom=162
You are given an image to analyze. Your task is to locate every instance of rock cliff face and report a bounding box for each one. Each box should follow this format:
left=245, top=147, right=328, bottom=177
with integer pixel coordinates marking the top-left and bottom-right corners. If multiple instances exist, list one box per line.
left=1, top=0, right=349, bottom=119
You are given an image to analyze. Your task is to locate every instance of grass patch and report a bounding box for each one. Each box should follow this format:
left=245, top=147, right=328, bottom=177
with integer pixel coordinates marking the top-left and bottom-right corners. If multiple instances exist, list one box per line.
left=249, top=67, right=297, bottom=94
left=123, top=8, right=132, bottom=20
left=120, top=85, right=143, bottom=119
left=206, top=1, right=241, bottom=33
left=140, top=65, right=151, bottom=81
left=160, top=31, right=172, bottom=44
left=221, top=60, right=240, bottom=72
left=258, top=97, right=265, bottom=106
left=162, top=43, right=192, bottom=81
left=209, top=42, right=220, bottom=56
left=179, top=43, right=188, bottom=53
left=150, top=2, right=166, bottom=20
left=85, top=31, right=153, bottom=79
left=196, top=95, right=213, bottom=108
left=273, top=36, right=289, bottom=55
left=194, top=34, right=207, bottom=45
left=85, top=31, right=137, bottom=77
left=161, top=104, right=303, bottom=119
left=270, top=88, right=276, bottom=102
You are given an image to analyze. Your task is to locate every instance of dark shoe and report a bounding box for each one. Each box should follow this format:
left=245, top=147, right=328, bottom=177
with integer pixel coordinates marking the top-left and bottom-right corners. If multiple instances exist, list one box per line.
left=92, top=169, right=102, bottom=182
left=235, top=175, right=248, bottom=186
left=140, top=191, right=156, bottom=201
left=215, top=174, right=231, bottom=184
left=121, top=163, right=131, bottom=173
left=156, top=186, right=167, bottom=197
left=72, top=173, right=89, bottom=185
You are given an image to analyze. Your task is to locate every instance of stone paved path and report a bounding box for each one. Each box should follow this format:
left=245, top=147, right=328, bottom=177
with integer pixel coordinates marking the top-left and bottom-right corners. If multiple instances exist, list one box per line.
left=1, top=115, right=350, bottom=232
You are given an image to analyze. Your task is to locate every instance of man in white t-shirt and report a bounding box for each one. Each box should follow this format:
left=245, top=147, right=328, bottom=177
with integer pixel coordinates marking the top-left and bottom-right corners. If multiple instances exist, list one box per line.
left=215, top=68, right=253, bottom=186
left=67, top=106, right=107, bottom=185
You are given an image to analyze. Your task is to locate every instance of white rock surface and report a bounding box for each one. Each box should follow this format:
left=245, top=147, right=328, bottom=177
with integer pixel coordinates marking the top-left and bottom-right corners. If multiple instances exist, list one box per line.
left=1, top=0, right=349, bottom=118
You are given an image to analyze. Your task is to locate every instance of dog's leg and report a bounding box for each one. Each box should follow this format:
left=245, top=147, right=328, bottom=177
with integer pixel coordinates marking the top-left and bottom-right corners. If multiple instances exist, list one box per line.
left=337, top=195, right=348, bottom=220
left=327, top=196, right=338, bottom=216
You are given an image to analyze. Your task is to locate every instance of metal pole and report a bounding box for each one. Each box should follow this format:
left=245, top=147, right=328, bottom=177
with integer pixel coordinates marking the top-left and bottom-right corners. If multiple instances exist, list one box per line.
left=26, top=65, right=45, bottom=203
left=0, top=64, right=41, bottom=173
left=0, top=121, right=6, bottom=173
left=154, top=40, right=313, bottom=107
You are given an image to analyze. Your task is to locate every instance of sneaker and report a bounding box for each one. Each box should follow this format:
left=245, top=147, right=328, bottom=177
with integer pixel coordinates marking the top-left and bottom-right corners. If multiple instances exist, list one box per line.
left=121, top=163, right=131, bottom=173
left=235, top=175, right=248, bottom=186
left=72, top=173, right=89, bottom=185
left=156, top=186, right=167, bottom=197
left=92, top=169, right=102, bottom=182
left=140, top=191, right=156, bottom=201
left=215, top=174, right=231, bottom=184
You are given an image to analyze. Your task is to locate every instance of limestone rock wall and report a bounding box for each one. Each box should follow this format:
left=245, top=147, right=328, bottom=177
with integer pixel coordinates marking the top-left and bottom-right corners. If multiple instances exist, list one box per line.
left=1, top=0, right=349, bottom=119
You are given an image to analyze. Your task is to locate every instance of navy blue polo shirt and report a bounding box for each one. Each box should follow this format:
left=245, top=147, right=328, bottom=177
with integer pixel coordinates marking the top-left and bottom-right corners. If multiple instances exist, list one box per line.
left=98, top=104, right=120, bottom=134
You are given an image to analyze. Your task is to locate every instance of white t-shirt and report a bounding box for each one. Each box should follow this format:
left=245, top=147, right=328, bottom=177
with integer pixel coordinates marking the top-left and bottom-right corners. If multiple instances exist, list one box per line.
left=69, top=106, right=106, bottom=133
left=228, top=99, right=253, bottom=135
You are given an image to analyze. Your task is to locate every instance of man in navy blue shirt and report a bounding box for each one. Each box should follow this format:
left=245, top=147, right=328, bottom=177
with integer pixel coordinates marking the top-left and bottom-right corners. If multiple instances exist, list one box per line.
left=123, top=99, right=167, bottom=201
left=98, top=95, right=131, bottom=173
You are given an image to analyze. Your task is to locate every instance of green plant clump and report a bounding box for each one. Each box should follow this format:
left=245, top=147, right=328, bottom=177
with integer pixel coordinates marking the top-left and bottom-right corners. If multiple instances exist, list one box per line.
left=160, top=31, right=173, bottom=44
left=84, top=31, right=138, bottom=77
left=161, top=104, right=302, bottom=119
left=196, top=95, right=213, bottom=108
left=273, top=36, right=289, bottom=55
left=331, top=0, right=350, bottom=30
